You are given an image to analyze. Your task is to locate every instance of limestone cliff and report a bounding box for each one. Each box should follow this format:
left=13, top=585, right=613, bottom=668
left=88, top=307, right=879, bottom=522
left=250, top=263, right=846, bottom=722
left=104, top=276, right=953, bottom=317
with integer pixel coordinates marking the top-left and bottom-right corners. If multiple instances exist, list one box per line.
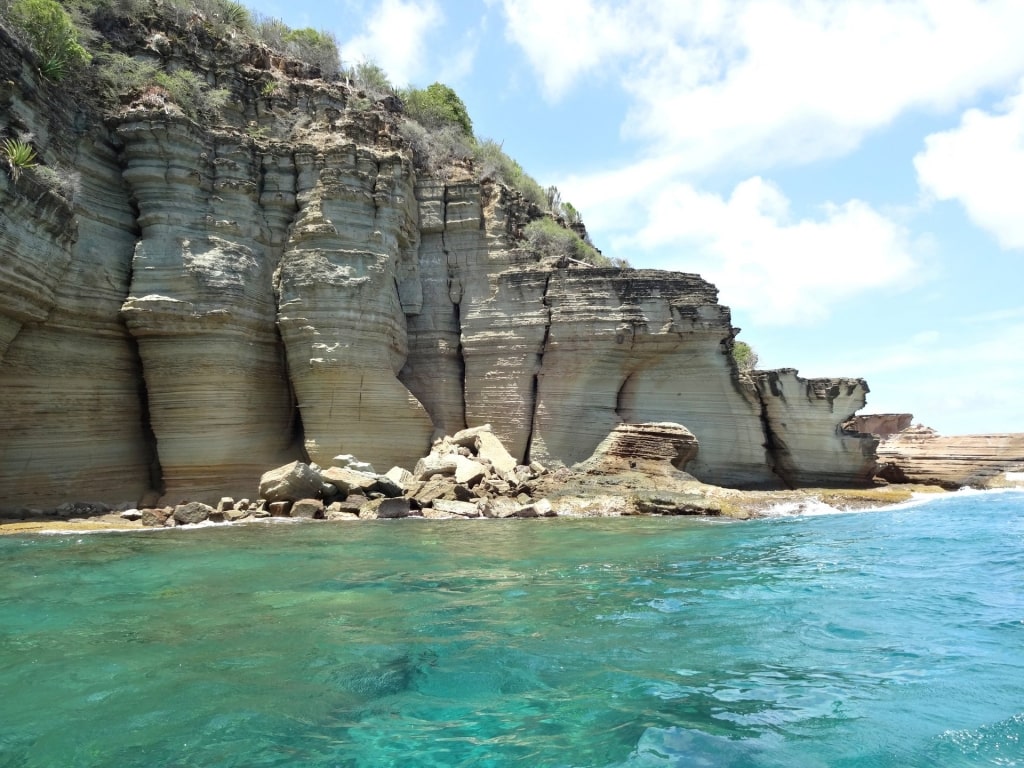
left=0, top=11, right=877, bottom=510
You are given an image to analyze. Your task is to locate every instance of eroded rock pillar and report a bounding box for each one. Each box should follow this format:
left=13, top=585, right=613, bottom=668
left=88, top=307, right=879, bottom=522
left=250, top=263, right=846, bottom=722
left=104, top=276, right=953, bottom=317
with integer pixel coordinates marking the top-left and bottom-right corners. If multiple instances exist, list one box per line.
left=117, top=117, right=298, bottom=502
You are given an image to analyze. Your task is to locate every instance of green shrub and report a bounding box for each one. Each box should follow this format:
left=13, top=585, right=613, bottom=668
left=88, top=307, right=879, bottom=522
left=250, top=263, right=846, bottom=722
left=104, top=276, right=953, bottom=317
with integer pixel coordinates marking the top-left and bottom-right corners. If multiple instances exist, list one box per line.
left=154, top=69, right=229, bottom=119
left=562, top=201, right=582, bottom=225
left=732, top=340, right=759, bottom=373
left=399, top=119, right=473, bottom=175
left=1, top=137, right=37, bottom=182
left=282, top=27, right=340, bottom=78
left=93, top=50, right=159, bottom=101
left=250, top=16, right=340, bottom=78
left=349, top=61, right=393, bottom=98
left=402, top=82, right=472, bottom=137
left=523, top=217, right=611, bottom=266
left=473, top=139, right=547, bottom=209
left=6, top=0, right=91, bottom=81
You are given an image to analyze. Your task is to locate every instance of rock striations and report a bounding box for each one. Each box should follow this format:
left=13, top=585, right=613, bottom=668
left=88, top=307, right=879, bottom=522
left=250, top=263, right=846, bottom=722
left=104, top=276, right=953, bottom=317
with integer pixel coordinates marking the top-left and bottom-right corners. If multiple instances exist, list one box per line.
left=873, top=422, right=1024, bottom=490
left=0, top=13, right=879, bottom=512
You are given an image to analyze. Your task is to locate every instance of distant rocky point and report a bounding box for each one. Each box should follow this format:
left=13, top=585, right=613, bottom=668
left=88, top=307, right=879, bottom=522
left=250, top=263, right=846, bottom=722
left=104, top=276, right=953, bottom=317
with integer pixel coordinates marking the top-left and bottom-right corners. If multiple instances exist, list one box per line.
left=860, top=418, right=1024, bottom=490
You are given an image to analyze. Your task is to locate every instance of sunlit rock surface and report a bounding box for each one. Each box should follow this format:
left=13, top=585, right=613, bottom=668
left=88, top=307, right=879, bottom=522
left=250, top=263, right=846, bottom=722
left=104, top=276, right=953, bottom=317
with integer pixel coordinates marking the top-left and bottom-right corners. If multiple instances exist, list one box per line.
left=877, top=425, right=1024, bottom=489
left=0, top=16, right=889, bottom=510
left=276, top=134, right=433, bottom=472
left=752, top=370, right=878, bottom=487
left=0, top=34, right=155, bottom=509
left=117, top=117, right=298, bottom=503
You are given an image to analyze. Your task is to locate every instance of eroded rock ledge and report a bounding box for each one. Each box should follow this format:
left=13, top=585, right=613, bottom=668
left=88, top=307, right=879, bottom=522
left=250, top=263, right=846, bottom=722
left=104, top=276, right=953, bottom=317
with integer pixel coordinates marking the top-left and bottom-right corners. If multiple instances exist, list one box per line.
left=0, top=17, right=878, bottom=511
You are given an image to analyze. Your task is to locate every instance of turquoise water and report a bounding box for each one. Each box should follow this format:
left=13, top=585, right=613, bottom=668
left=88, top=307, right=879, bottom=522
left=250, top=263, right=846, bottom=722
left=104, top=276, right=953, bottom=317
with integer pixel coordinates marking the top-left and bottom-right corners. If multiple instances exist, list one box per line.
left=1, top=491, right=1023, bottom=767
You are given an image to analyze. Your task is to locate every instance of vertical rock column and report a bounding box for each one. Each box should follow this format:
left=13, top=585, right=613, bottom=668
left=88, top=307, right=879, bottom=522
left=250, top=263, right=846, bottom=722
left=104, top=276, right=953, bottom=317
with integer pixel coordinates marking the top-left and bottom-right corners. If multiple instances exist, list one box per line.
left=118, top=117, right=298, bottom=502
left=277, top=143, right=433, bottom=470
left=0, top=138, right=157, bottom=508
left=461, top=268, right=551, bottom=463
left=455, top=184, right=551, bottom=461
left=608, top=278, right=777, bottom=488
left=401, top=180, right=500, bottom=437
left=0, top=171, right=76, bottom=362
left=527, top=267, right=638, bottom=467
left=752, top=370, right=878, bottom=486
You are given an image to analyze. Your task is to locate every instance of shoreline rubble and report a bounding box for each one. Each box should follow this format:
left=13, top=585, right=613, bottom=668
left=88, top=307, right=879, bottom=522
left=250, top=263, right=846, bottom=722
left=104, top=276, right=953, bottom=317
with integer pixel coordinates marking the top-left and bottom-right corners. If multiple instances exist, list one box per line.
left=1, top=424, right=945, bottom=535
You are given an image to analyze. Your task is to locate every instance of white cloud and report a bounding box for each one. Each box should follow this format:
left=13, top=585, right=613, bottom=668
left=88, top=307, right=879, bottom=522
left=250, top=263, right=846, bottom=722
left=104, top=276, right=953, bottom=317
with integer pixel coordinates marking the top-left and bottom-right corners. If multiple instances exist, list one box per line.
left=341, top=0, right=442, bottom=86
left=840, top=321, right=1024, bottom=434
left=500, top=0, right=630, bottom=100
left=914, top=79, right=1024, bottom=251
left=502, top=0, right=1024, bottom=174
left=614, top=177, right=917, bottom=325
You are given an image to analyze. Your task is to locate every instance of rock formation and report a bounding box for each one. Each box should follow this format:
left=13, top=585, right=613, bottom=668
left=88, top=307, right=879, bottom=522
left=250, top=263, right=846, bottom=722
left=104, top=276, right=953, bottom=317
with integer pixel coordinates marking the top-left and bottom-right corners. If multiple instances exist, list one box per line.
left=875, top=424, right=1024, bottom=489
left=847, top=413, right=913, bottom=440
left=0, top=11, right=880, bottom=512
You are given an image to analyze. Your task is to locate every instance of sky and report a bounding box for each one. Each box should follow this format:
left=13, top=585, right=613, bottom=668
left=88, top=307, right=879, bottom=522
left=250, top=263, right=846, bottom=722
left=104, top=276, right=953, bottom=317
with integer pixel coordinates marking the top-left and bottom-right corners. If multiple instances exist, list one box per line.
left=243, top=0, right=1024, bottom=435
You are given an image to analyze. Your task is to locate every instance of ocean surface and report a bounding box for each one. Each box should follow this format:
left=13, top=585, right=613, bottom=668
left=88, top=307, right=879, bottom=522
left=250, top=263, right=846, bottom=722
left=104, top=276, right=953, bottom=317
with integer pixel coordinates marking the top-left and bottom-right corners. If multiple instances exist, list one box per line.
left=1, top=490, right=1022, bottom=767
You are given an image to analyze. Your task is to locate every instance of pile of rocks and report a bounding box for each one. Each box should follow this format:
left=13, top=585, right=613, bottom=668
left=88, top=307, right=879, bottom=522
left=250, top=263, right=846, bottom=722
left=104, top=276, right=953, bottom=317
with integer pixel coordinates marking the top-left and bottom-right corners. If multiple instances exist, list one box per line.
left=139, top=424, right=555, bottom=527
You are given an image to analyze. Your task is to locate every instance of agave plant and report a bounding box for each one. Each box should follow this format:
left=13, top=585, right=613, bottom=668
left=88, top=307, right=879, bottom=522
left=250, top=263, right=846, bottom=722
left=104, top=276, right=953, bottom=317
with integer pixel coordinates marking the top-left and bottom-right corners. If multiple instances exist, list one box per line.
left=1, top=138, right=37, bottom=182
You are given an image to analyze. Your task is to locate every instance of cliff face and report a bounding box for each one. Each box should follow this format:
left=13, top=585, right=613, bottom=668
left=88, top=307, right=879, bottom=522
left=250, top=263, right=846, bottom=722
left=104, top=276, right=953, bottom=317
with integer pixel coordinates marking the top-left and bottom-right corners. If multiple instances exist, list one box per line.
left=0, top=20, right=877, bottom=509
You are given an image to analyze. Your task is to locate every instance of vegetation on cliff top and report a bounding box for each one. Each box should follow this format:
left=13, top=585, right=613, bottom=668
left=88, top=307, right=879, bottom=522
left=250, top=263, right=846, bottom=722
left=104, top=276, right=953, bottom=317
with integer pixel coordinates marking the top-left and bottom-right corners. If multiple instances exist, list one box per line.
left=0, top=0, right=624, bottom=267
left=732, top=341, right=759, bottom=374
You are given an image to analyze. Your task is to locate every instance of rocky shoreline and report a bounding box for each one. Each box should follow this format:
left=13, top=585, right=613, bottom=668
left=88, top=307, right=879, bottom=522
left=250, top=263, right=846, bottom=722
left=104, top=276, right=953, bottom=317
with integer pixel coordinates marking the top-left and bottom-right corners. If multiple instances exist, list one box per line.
left=1, top=423, right=940, bottom=535
left=0, top=485, right=942, bottom=536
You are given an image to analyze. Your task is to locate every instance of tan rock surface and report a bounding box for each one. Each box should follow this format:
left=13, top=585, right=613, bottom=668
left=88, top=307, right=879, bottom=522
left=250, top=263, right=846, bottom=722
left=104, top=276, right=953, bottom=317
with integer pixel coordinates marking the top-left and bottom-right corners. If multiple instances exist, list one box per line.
left=576, top=422, right=699, bottom=475
left=0, top=40, right=156, bottom=509
left=0, top=14, right=892, bottom=511
left=847, top=413, right=914, bottom=439
left=752, top=370, right=878, bottom=487
left=877, top=426, right=1024, bottom=489
left=276, top=139, right=433, bottom=471
left=117, top=118, right=299, bottom=503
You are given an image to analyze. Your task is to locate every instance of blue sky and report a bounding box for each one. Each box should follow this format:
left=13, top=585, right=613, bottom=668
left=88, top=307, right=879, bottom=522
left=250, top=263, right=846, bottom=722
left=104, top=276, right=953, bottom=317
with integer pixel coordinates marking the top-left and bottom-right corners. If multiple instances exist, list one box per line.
left=243, top=0, right=1024, bottom=435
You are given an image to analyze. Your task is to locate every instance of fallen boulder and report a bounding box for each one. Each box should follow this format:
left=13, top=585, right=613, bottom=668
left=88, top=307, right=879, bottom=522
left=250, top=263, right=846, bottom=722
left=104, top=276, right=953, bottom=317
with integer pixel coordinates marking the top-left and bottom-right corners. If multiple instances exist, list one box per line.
left=259, top=461, right=328, bottom=502
left=173, top=501, right=214, bottom=525
left=290, top=498, right=325, bottom=519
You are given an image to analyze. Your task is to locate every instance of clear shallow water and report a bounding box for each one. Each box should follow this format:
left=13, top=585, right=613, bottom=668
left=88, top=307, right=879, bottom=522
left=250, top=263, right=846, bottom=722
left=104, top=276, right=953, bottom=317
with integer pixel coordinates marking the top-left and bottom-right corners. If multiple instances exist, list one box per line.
left=1, top=491, right=1023, bottom=767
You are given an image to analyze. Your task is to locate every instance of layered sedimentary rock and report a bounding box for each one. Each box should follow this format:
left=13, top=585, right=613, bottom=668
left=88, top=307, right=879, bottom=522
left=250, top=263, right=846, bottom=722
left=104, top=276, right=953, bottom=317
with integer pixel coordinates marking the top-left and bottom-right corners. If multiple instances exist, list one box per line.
left=0, top=13, right=891, bottom=510
left=753, top=370, right=878, bottom=487
left=0, top=29, right=156, bottom=508
left=277, top=134, right=433, bottom=472
left=876, top=425, right=1024, bottom=489
left=575, top=423, right=699, bottom=476
left=847, top=413, right=913, bottom=439
left=117, top=116, right=299, bottom=501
